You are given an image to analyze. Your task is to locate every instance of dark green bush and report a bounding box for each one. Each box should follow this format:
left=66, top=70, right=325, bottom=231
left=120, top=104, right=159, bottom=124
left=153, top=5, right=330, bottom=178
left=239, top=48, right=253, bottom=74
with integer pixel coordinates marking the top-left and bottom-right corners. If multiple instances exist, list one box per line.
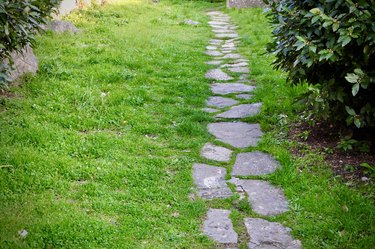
left=264, top=0, right=375, bottom=128
left=0, top=0, right=61, bottom=86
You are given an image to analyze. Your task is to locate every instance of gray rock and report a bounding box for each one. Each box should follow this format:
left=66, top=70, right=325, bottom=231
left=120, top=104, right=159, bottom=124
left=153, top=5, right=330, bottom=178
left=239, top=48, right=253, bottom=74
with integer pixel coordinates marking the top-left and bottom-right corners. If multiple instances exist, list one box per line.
left=182, top=19, right=200, bottom=25
left=221, top=62, right=248, bottom=68
left=193, top=163, right=233, bottom=199
left=49, top=20, right=80, bottom=33
left=205, top=50, right=223, bottom=57
left=232, top=151, right=280, bottom=176
left=222, top=50, right=235, bottom=54
left=206, top=45, right=218, bottom=50
left=209, top=21, right=230, bottom=26
left=208, top=122, right=263, bottom=148
left=215, top=103, right=262, bottom=119
left=244, top=218, right=302, bottom=249
left=216, top=33, right=239, bottom=39
left=203, top=209, right=238, bottom=244
left=206, top=69, right=233, bottom=81
left=232, top=179, right=289, bottom=216
left=207, top=96, right=238, bottom=108
left=211, top=83, right=255, bottom=95
left=201, top=143, right=233, bottom=162
left=213, top=29, right=236, bottom=34
left=223, top=53, right=243, bottom=59
left=202, top=107, right=220, bottom=113
left=5, top=45, right=38, bottom=81
left=236, top=94, right=253, bottom=100
left=209, top=39, right=224, bottom=45
left=228, top=67, right=250, bottom=73
left=222, top=43, right=236, bottom=48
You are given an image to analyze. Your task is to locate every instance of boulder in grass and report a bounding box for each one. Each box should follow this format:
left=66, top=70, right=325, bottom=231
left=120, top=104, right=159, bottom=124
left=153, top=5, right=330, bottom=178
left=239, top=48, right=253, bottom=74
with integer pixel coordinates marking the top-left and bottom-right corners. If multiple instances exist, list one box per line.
left=49, top=20, right=80, bottom=33
left=3, top=45, right=38, bottom=82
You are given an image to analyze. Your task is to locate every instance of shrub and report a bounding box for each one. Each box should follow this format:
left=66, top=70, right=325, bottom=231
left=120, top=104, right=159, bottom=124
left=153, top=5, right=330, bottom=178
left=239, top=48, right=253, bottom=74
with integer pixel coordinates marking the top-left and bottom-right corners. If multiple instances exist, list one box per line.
left=0, top=0, right=61, bottom=86
left=264, top=0, right=375, bottom=129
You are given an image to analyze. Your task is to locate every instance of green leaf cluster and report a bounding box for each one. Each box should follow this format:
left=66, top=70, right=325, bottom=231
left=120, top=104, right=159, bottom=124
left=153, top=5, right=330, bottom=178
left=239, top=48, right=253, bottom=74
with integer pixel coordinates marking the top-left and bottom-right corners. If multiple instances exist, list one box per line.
left=264, top=0, right=375, bottom=128
left=0, top=0, right=61, bottom=86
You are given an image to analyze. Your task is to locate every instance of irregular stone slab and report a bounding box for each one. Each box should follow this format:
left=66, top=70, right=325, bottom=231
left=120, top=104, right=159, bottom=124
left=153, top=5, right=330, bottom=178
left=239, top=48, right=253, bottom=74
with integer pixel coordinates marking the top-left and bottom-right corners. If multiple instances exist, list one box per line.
left=209, top=21, right=230, bottom=26
left=244, top=218, right=302, bottom=249
left=206, top=69, right=233, bottom=81
left=213, top=29, right=236, bottom=34
left=207, top=96, right=239, bottom=108
left=232, top=179, right=289, bottom=216
left=205, top=60, right=223, bottom=65
left=227, top=0, right=266, bottom=9
left=193, top=164, right=233, bottom=199
left=49, top=20, right=80, bottom=33
left=228, top=67, right=250, bottom=73
left=202, top=107, right=220, bottom=113
left=209, top=39, right=224, bottom=45
left=211, top=83, right=255, bottom=95
left=201, top=143, right=233, bottom=162
left=232, top=151, right=280, bottom=176
left=206, top=45, right=218, bottom=50
left=221, top=62, right=248, bottom=68
left=4, top=45, right=38, bottom=81
left=182, top=19, right=200, bottom=25
left=208, top=122, right=263, bottom=148
left=236, top=94, right=253, bottom=100
left=222, top=50, right=235, bottom=54
left=222, top=43, right=236, bottom=48
left=223, top=53, right=243, bottom=59
left=203, top=209, right=238, bottom=244
left=215, top=103, right=262, bottom=119
left=216, top=33, right=239, bottom=39
left=205, top=50, right=223, bottom=57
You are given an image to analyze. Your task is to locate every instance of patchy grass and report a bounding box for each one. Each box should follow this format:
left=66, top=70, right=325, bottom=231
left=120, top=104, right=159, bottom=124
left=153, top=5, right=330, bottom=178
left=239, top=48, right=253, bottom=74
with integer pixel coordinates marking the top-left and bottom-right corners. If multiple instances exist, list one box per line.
left=0, top=0, right=219, bottom=248
left=1, top=1, right=374, bottom=248
left=227, top=7, right=375, bottom=249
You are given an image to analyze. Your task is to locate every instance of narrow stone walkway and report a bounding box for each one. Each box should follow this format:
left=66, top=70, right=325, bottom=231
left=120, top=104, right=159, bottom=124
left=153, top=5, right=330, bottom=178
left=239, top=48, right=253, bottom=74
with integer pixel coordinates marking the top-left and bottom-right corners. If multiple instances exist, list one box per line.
left=192, top=10, right=302, bottom=248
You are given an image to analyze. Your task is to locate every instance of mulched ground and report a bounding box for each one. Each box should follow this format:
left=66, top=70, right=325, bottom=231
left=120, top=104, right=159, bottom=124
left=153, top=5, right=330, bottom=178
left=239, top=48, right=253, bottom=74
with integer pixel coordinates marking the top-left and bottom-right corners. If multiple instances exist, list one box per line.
left=289, top=121, right=375, bottom=184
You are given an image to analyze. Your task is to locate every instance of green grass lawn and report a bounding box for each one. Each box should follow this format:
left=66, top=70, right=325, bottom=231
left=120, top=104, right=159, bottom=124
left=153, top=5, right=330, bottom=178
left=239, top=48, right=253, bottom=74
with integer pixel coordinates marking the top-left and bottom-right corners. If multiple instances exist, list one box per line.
left=0, top=0, right=374, bottom=248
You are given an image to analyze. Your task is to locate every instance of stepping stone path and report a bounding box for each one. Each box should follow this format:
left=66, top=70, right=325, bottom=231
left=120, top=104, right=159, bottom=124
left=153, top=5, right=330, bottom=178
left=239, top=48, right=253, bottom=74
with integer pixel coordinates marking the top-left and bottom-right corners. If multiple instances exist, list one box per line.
left=192, top=10, right=301, bottom=248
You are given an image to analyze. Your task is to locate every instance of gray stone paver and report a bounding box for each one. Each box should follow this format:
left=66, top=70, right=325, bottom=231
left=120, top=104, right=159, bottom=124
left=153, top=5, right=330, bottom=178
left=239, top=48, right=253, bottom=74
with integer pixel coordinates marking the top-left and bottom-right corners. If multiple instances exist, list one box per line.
left=216, top=33, right=239, bottom=39
left=223, top=53, right=243, bottom=59
left=232, top=151, right=280, bottom=176
left=200, top=10, right=299, bottom=248
left=208, top=122, right=263, bottom=148
left=205, top=50, right=223, bottom=57
left=230, top=179, right=289, bottom=216
left=203, top=209, right=238, bottom=244
left=207, top=96, right=239, bottom=108
left=211, top=83, right=255, bottom=95
left=206, top=69, right=233, bottom=81
left=201, top=143, right=233, bottom=162
left=228, top=67, right=250, bottom=73
left=193, top=163, right=233, bottom=199
left=215, top=103, right=262, bottom=119
left=244, top=218, right=302, bottom=249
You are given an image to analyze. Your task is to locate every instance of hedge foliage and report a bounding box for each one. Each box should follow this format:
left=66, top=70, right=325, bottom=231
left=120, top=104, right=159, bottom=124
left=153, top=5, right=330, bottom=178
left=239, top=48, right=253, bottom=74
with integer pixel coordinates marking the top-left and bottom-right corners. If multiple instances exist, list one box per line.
left=264, top=0, right=375, bottom=128
left=0, top=0, right=61, bottom=84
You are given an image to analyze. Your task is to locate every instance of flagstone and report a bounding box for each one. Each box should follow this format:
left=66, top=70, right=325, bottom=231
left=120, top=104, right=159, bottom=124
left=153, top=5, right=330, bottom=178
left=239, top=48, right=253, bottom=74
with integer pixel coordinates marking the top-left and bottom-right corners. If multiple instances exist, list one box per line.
left=206, top=96, right=238, bottom=108
left=211, top=83, right=255, bottom=95
left=232, top=151, right=280, bottom=176
left=208, top=122, right=263, bottom=148
left=215, top=103, right=262, bottom=119
left=203, top=209, right=238, bottom=244
left=205, top=69, right=233, bottom=81
left=201, top=143, right=232, bottom=162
